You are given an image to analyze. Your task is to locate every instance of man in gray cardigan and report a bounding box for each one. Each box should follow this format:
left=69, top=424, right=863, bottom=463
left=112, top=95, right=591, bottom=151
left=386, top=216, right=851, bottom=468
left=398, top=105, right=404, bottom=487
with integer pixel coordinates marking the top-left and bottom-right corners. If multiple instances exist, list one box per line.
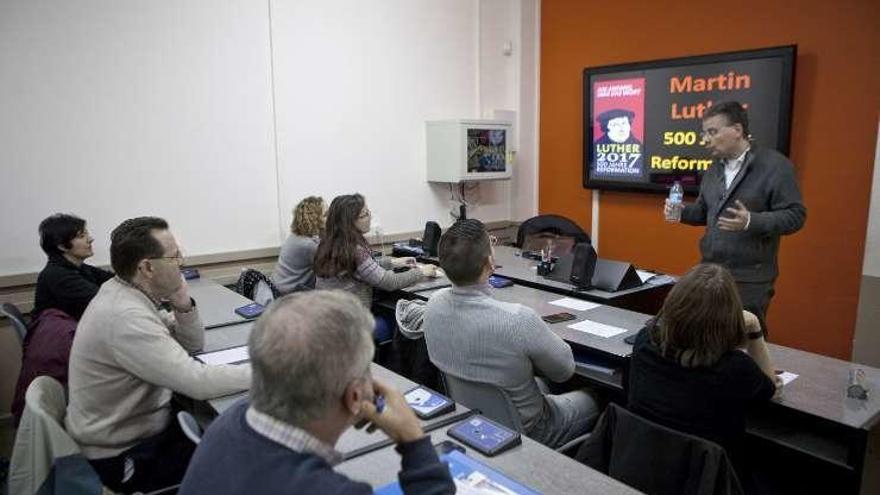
left=424, top=219, right=600, bottom=448
left=665, top=101, right=806, bottom=335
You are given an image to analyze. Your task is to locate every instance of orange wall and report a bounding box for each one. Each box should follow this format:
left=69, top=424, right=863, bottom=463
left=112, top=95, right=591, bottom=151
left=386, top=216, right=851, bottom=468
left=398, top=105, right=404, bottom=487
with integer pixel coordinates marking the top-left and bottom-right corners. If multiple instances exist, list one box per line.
left=539, top=0, right=880, bottom=359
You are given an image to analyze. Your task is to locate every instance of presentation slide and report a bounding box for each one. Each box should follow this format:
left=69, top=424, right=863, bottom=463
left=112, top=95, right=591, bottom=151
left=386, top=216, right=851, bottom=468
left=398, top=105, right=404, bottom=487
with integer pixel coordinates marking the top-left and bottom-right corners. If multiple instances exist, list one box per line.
left=583, top=46, right=795, bottom=194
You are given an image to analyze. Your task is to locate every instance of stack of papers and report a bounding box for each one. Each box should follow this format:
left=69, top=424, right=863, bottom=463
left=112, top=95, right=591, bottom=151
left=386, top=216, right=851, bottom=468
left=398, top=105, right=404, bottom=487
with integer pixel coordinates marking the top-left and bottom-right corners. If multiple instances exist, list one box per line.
left=548, top=297, right=601, bottom=312
left=195, top=346, right=250, bottom=365
left=776, top=371, right=798, bottom=386
left=567, top=320, right=628, bottom=338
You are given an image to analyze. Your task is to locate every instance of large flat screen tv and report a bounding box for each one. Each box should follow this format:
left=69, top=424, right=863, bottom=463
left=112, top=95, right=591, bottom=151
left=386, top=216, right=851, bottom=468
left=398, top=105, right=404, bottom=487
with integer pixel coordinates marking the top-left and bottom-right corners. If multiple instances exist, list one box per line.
left=583, top=45, right=795, bottom=194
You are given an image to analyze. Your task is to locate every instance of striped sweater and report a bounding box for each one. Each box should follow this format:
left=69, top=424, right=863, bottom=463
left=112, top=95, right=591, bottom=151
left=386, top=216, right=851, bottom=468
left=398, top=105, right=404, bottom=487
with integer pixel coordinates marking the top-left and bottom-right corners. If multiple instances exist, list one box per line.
left=316, top=246, right=422, bottom=308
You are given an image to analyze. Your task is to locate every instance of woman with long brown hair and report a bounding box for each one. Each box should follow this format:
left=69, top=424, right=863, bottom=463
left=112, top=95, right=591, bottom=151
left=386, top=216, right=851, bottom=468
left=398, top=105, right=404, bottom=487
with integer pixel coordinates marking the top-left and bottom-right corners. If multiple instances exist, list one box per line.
left=314, top=193, right=436, bottom=341
left=627, top=263, right=778, bottom=478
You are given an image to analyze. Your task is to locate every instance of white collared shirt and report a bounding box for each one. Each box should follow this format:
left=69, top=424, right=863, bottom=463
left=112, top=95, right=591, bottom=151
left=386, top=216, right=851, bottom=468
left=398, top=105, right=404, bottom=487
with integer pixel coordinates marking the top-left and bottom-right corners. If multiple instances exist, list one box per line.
left=246, top=406, right=343, bottom=466
left=724, top=146, right=750, bottom=189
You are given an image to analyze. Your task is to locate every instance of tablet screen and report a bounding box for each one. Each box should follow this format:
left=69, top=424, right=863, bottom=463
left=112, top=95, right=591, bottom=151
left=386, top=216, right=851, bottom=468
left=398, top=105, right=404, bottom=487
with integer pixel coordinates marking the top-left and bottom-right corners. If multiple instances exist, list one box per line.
left=451, top=417, right=516, bottom=452
left=404, top=387, right=451, bottom=416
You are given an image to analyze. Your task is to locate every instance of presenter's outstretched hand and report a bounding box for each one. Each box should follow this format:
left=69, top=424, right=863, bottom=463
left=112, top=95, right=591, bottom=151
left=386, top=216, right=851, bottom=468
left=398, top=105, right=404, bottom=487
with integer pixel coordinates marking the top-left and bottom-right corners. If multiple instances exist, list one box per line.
left=358, top=380, right=425, bottom=444
left=718, top=200, right=750, bottom=231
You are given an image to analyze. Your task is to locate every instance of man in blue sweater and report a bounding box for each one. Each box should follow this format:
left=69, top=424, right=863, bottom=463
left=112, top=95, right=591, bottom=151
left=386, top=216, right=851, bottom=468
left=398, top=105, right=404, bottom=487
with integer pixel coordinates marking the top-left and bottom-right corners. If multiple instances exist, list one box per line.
left=179, top=290, right=454, bottom=494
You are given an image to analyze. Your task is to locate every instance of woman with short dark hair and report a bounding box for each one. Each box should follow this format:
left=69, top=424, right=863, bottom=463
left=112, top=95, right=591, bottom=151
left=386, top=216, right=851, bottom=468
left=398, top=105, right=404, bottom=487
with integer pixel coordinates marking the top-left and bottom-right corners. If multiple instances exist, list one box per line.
left=627, top=263, right=778, bottom=479
left=33, top=213, right=113, bottom=320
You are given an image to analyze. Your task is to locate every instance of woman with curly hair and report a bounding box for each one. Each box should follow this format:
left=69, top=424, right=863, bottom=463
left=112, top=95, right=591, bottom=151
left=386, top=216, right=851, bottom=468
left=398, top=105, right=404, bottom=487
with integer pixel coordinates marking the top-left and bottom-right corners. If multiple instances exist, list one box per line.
left=273, top=196, right=325, bottom=294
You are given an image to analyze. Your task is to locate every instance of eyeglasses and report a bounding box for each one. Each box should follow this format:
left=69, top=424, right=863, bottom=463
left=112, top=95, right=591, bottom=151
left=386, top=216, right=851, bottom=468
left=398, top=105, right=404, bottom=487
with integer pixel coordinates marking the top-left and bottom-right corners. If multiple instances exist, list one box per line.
left=150, top=253, right=185, bottom=265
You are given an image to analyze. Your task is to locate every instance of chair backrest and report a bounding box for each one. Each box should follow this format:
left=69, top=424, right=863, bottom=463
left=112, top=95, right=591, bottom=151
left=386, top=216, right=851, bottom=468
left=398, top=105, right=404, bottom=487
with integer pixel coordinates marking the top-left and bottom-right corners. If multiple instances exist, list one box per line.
left=577, top=403, right=744, bottom=495
left=8, top=376, right=104, bottom=495
left=177, top=411, right=203, bottom=445
left=2, top=302, right=29, bottom=344
left=442, top=374, right=523, bottom=431
left=516, top=214, right=590, bottom=248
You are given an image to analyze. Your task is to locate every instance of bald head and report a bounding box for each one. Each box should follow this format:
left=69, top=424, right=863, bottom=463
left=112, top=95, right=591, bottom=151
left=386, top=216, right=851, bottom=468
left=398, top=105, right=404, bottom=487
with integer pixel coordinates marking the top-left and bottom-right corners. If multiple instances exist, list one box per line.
left=248, top=290, right=375, bottom=426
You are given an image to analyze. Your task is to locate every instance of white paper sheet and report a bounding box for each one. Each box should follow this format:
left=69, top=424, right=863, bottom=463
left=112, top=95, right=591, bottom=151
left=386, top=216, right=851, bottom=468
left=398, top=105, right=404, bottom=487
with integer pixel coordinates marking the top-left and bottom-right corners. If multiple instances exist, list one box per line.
left=567, top=320, right=628, bottom=338
left=636, top=270, right=655, bottom=283
left=777, top=371, right=798, bottom=386
left=196, top=346, right=249, bottom=365
left=548, top=297, right=601, bottom=312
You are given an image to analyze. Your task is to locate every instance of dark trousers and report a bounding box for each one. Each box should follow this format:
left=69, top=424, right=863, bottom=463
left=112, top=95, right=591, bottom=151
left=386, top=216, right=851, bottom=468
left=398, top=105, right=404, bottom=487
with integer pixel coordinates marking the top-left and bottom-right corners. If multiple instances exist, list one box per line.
left=736, top=282, right=775, bottom=338
left=89, top=420, right=195, bottom=493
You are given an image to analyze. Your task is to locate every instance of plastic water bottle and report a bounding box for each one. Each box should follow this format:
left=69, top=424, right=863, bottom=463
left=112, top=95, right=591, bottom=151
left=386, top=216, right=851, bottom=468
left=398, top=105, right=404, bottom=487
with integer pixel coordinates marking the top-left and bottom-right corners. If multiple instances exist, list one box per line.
left=666, top=181, right=683, bottom=222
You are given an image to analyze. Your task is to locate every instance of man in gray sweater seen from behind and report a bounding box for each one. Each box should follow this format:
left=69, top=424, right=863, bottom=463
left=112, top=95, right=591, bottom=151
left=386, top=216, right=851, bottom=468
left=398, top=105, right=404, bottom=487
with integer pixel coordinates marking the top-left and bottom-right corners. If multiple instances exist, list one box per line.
left=424, top=219, right=601, bottom=448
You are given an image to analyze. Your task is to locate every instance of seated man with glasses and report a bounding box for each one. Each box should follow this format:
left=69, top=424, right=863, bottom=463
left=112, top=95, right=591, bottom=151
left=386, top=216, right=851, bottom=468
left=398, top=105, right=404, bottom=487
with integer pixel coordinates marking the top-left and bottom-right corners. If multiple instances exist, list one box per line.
left=66, top=216, right=251, bottom=493
left=424, top=219, right=602, bottom=449
left=180, top=290, right=454, bottom=494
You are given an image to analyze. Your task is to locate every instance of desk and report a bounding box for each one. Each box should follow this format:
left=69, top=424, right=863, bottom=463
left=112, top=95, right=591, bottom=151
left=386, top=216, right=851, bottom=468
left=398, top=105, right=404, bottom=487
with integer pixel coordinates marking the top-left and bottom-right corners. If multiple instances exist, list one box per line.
left=187, top=277, right=255, bottom=329
left=200, top=316, right=636, bottom=493
left=745, top=345, right=880, bottom=494
left=491, top=246, right=673, bottom=314
left=406, top=283, right=648, bottom=391
left=336, top=429, right=641, bottom=494
left=195, top=275, right=880, bottom=493
left=399, top=281, right=880, bottom=493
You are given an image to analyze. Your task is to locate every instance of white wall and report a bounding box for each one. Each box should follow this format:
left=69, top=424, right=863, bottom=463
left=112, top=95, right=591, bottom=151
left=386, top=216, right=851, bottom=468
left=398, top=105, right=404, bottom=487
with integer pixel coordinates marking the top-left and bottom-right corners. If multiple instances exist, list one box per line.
left=863, top=121, right=880, bottom=277
left=0, top=0, right=279, bottom=275
left=0, top=0, right=538, bottom=277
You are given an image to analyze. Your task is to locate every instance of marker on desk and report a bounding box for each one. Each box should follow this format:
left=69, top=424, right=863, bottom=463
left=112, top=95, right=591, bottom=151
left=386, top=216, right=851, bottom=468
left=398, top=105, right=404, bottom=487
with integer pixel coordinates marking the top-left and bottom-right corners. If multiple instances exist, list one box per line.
left=374, top=394, right=386, bottom=414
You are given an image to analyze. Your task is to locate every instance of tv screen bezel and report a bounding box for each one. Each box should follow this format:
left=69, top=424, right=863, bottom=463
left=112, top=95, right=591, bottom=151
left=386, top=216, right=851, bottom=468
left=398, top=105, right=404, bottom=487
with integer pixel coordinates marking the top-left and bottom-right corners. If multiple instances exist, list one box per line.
left=582, top=45, right=796, bottom=194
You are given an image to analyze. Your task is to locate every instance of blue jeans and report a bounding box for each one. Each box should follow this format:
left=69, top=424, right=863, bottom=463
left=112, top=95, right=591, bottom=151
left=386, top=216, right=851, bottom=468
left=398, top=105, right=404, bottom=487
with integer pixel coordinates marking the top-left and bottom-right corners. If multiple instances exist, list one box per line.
left=373, top=313, right=395, bottom=343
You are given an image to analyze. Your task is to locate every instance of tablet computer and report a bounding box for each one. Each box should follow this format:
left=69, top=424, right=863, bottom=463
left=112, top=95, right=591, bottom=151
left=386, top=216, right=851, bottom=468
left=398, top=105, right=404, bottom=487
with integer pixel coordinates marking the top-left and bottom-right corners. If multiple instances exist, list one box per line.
left=234, top=302, right=265, bottom=319
left=404, top=386, right=456, bottom=420
left=448, top=415, right=521, bottom=456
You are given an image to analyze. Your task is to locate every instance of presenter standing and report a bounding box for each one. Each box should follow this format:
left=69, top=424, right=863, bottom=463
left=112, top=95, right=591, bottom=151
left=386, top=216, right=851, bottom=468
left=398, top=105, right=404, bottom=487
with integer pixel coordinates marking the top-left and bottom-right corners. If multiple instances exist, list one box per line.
left=664, top=101, right=806, bottom=336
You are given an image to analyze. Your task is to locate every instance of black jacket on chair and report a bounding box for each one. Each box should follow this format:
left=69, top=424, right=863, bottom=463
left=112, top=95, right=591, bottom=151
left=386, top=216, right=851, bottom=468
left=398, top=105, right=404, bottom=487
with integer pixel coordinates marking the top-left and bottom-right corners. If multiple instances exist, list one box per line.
left=575, top=403, right=744, bottom=495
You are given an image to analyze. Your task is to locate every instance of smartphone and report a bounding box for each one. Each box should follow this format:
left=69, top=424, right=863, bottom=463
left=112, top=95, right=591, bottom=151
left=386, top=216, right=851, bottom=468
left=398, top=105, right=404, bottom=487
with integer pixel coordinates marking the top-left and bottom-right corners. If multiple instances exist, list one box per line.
left=234, top=302, right=265, bottom=319
left=448, top=415, right=521, bottom=456
left=404, top=386, right=456, bottom=419
left=541, top=312, right=576, bottom=324
left=488, top=275, right=513, bottom=288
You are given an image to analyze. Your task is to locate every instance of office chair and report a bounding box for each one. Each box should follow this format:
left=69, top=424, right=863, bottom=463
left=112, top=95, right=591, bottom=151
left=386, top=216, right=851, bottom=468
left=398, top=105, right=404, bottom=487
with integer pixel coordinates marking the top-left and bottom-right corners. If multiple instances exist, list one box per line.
left=442, top=373, right=589, bottom=455
left=576, top=403, right=744, bottom=495
left=515, top=214, right=590, bottom=248
left=9, top=376, right=180, bottom=495
left=177, top=411, right=203, bottom=445
left=2, top=302, right=30, bottom=345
